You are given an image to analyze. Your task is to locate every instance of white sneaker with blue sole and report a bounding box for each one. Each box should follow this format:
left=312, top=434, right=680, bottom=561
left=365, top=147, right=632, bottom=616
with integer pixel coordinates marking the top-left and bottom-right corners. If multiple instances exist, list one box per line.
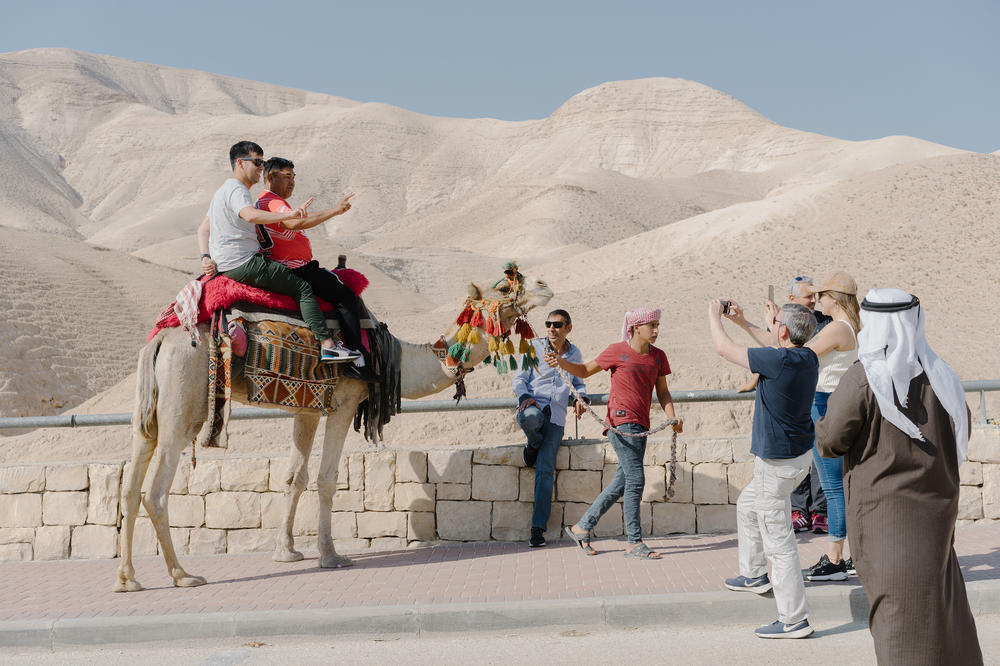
left=754, top=619, right=814, bottom=639
left=320, top=343, right=363, bottom=363
left=723, top=573, right=772, bottom=594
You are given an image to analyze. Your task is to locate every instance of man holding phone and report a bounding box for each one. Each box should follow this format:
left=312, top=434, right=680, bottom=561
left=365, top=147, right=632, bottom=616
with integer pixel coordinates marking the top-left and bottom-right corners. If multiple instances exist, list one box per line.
left=512, top=309, right=589, bottom=548
left=710, top=298, right=819, bottom=638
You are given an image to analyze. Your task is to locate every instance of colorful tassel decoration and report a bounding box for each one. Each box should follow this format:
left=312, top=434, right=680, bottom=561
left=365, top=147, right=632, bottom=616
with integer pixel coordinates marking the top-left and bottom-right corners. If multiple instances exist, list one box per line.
left=461, top=347, right=472, bottom=363
left=448, top=341, right=465, bottom=359
left=456, top=305, right=473, bottom=325
left=488, top=336, right=499, bottom=352
left=501, top=338, right=516, bottom=355
left=467, top=329, right=481, bottom=345
left=455, top=323, right=471, bottom=344
left=485, top=318, right=496, bottom=336
left=508, top=356, right=517, bottom=371
left=518, top=337, right=530, bottom=354
left=520, top=320, right=536, bottom=339
left=470, top=309, right=484, bottom=328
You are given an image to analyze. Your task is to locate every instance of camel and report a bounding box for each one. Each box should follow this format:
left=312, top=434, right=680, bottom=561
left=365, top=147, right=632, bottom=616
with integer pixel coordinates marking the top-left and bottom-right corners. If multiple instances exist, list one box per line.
left=114, top=275, right=553, bottom=592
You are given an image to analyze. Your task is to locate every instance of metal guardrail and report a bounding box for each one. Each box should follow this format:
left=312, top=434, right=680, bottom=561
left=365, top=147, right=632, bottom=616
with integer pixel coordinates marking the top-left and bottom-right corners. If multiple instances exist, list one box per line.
left=1, top=381, right=997, bottom=430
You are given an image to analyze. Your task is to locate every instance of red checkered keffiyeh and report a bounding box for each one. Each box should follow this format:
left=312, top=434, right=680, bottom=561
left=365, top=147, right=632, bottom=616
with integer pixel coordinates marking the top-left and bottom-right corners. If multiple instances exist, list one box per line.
left=620, top=306, right=661, bottom=342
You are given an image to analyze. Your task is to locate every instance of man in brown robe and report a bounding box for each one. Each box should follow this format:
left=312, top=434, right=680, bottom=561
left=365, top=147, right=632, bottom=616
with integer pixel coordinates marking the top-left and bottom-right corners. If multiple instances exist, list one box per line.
left=817, top=288, right=981, bottom=665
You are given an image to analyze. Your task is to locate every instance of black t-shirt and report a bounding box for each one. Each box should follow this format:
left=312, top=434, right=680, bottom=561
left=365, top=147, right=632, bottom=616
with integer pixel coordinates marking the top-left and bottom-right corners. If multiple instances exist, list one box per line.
left=748, top=346, right=818, bottom=459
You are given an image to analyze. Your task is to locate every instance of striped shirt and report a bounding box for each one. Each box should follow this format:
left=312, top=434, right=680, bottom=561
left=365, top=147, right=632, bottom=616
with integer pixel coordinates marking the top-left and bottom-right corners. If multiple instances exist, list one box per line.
left=254, top=190, right=312, bottom=269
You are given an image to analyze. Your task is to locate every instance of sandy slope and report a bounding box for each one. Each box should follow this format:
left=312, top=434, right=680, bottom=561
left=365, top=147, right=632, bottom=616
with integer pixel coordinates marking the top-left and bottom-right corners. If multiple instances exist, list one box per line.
left=0, top=48, right=997, bottom=463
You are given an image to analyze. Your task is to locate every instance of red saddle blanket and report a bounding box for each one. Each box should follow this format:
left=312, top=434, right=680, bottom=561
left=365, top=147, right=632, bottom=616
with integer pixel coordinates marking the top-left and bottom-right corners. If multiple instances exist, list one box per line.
left=149, top=269, right=368, bottom=341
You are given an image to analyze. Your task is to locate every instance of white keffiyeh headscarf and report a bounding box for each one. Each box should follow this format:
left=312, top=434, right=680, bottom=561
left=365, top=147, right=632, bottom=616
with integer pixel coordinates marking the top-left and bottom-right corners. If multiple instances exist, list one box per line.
left=858, top=288, right=968, bottom=461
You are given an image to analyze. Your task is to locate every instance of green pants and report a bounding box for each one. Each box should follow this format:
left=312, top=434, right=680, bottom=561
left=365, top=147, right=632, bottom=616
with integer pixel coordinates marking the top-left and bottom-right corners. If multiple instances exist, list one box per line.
left=222, top=254, right=331, bottom=342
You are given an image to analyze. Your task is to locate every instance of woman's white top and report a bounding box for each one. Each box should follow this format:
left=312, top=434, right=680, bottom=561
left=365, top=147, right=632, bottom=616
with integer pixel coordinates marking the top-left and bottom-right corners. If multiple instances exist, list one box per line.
left=815, top=320, right=858, bottom=393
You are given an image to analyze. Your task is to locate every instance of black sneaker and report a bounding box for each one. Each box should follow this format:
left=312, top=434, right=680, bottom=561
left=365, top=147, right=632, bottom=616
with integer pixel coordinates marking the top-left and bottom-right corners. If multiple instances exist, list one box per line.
left=529, top=527, right=546, bottom=548
left=522, top=444, right=539, bottom=467
left=803, top=554, right=849, bottom=581
left=845, top=557, right=856, bottom=576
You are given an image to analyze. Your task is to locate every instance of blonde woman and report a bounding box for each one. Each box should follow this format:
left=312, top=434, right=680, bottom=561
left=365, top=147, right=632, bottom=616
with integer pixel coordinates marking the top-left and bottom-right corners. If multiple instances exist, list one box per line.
left=800, top=270, right=861, bottom=582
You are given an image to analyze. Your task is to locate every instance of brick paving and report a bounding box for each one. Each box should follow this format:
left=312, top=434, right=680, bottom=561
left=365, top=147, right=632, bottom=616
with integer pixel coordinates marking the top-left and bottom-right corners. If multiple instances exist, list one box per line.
left=1, top=524, right=998, bottom=622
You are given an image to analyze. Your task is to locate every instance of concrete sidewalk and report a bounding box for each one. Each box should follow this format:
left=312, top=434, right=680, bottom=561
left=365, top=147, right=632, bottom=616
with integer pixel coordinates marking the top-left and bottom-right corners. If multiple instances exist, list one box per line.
left=2, top=524, right=999, bottom=648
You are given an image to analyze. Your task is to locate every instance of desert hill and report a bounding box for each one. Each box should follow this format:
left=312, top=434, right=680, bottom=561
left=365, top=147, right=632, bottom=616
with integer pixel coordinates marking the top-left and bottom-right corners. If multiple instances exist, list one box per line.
left=0, top=48, right=997, bottom=462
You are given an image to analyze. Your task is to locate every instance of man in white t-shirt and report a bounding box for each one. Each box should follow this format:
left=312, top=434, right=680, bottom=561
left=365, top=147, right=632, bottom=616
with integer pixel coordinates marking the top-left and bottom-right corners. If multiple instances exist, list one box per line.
left=200, top=140, right=349, bottom=362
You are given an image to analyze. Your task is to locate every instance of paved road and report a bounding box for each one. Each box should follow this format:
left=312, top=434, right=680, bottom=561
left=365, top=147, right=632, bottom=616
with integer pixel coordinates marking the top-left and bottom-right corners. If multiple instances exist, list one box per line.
left=2, top=524, right=998, bottom=650
left=4, top=615, right=1000, bottom=665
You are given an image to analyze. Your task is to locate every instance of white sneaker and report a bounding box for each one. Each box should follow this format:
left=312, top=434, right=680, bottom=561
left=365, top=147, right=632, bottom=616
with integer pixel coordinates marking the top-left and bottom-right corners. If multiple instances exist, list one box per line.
left=320, top=343, right=363, bottom=363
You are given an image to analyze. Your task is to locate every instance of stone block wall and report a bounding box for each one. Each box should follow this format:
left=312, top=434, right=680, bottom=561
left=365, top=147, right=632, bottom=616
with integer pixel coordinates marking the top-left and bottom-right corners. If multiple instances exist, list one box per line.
left=1, top=425, right=998, bottom=561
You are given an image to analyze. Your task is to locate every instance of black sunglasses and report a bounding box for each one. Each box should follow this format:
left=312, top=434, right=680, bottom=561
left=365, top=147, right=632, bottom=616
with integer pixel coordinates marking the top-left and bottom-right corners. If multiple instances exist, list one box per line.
left=544, top=321, right=565, bottom=329
left=240, top=157, right=265, bottom=167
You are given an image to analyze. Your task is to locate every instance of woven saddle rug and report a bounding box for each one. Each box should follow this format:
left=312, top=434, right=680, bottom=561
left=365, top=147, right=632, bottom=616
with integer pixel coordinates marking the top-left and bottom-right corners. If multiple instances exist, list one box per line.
left=198, top=315, right=347, bottom=450
left=240, top=317, right=343, bottom=412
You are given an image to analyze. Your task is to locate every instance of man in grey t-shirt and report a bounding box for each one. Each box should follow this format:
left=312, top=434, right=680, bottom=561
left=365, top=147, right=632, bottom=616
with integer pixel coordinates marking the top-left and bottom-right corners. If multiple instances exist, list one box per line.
left=202, top=140, right=349, bottom=362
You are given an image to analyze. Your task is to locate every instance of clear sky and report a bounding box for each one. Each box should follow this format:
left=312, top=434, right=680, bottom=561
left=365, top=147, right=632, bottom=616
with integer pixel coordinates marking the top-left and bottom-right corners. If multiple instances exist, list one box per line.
left=4, top=1, right=998, bottom=153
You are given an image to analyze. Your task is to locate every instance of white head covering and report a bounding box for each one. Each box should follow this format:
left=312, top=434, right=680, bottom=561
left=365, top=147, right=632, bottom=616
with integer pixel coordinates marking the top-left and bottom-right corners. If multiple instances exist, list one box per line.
left=857, top=288, right=969, bottom=461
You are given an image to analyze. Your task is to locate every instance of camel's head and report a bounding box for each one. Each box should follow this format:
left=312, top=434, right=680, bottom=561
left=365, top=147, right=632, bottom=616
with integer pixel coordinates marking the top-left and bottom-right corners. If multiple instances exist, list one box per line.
left=468, top=274, right=554, bottom=328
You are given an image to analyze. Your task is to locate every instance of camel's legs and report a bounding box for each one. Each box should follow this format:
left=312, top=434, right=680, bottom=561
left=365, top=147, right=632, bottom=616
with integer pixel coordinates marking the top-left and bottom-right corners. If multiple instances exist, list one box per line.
left=316, top=408, right=359, bottom=569
left=274, top=412, right=320, bottom=562
left=143, top=427, right=206, bottom=588
left=114, top=430, right=157, bottom=593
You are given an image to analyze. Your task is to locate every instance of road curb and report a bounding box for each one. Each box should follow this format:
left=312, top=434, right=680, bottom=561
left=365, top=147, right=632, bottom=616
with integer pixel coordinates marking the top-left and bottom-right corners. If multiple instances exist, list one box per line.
left=4, top=579, right=999, bottom=649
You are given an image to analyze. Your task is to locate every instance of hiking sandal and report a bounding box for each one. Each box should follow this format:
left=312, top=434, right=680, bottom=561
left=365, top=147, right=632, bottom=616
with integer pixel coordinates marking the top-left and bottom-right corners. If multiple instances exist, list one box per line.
left=624, top=543, right=661, bottom=560
left=564, top=526, right=597, bottom=556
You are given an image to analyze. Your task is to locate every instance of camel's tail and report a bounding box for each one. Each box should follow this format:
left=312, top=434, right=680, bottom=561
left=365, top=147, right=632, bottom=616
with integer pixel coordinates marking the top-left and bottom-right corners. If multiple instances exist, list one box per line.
left=133, top=334, right=163, bottom=442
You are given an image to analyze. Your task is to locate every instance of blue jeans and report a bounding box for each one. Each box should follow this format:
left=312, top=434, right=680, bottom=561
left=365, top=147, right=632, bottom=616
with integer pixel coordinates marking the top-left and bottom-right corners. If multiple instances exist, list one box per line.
left=812, top=391, right=847, bottom=540
left=579, top=423, right=647, bottom=543
left=516, top=405, right=564, bottom=530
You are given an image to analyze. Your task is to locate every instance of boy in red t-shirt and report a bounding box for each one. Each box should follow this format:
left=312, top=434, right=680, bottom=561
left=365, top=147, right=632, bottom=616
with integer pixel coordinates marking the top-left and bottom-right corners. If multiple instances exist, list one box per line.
left=547, top=307, right=683, bottom=559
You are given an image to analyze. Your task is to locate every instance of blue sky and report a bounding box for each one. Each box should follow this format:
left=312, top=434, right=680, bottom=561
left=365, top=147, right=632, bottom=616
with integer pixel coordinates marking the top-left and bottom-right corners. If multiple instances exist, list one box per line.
left=4, top=1, right=998, bottom=152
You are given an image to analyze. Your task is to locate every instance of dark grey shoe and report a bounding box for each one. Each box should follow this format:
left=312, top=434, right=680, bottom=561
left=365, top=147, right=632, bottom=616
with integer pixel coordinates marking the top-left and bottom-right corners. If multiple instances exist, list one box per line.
left=804, top=554, right=849, bottom=581
left=529, top=527, right=546, bottom=548
left=522, top=444, right=539, bottom=467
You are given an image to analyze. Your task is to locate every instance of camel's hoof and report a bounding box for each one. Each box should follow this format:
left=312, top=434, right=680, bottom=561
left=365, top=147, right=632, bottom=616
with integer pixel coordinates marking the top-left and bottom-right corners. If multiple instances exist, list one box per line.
left=113, top=579, right=143, bottom=593
left=173, top=574, right=207, bottom=588
left=273, top=547, right=305, bottom=563
left=319, top=553, right=355, bottom=569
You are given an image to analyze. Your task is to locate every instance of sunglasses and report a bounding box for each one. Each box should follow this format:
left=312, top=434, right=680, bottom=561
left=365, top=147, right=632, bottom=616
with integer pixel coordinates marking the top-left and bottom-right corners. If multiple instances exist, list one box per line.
left=239, top=157, right=265, bottom=167
left=543, top=321, right=566, bottom=329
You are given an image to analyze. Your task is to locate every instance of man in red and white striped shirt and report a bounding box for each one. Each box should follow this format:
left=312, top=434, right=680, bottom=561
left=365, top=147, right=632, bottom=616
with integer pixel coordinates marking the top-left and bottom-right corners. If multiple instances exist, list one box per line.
left=254, top=157, right=367, bottom=367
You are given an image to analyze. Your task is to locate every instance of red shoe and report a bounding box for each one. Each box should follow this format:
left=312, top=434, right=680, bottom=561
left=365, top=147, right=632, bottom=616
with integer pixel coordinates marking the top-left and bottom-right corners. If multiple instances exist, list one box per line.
left=791, top=510, right=811, bottom=533
left=811, top=514, right=828, bottom=534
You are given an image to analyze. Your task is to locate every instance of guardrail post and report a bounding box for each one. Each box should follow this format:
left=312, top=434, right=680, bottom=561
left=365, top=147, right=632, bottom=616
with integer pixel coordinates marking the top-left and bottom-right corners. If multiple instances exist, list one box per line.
left=981, top=389, right=988, bottom=424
